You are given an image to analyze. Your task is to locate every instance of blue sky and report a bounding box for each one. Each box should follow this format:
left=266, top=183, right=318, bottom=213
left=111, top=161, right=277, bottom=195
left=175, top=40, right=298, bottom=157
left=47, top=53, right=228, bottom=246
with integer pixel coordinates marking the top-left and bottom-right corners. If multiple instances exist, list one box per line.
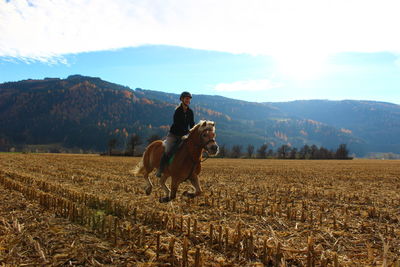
left=1, top=0, right=400, bottom=104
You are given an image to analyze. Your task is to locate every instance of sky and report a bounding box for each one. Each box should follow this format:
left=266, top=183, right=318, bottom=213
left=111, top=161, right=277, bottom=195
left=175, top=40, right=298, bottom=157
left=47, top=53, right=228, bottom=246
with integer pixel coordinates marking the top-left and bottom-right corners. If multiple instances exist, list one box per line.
left=1, top=0, right=400, bottom=104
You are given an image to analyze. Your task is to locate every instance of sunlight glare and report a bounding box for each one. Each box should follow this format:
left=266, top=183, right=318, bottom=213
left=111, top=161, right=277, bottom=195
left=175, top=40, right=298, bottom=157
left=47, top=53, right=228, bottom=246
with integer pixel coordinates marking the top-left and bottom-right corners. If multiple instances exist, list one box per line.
left=274, top=51, right=328, bottom=80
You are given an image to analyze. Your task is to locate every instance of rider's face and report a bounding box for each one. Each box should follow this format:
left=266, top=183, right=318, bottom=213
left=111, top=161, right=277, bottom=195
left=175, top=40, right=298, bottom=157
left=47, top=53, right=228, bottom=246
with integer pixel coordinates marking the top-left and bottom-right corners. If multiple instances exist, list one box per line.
left=182, top=97, right=191, bottom=106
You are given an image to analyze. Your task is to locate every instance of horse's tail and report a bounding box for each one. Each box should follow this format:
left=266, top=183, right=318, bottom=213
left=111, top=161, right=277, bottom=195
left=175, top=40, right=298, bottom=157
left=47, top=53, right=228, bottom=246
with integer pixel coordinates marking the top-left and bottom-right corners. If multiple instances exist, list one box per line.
left=131, top=142, right=153, bottom=176
left=132, top=159, right=145, bottom=176
left=131, top=140, right=163, bottom=177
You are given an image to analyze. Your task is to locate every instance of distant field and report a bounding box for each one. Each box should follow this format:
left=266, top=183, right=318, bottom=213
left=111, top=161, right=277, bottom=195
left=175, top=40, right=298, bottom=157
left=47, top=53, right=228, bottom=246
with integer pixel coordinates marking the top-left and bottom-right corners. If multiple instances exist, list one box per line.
left=1, top=154, right=399, bottom=266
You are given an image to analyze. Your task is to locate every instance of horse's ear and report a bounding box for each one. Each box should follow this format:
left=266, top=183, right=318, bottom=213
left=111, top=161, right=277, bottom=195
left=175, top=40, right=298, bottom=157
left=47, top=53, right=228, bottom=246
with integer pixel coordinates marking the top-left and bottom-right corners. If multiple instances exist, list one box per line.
left=201, top=121, right=207, bottom=127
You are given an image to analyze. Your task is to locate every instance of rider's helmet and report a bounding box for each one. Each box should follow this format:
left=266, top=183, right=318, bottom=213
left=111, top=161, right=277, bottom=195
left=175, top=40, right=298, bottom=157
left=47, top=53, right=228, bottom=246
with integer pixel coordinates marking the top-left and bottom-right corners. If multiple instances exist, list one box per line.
left=180, top=91, right=192, bottom=101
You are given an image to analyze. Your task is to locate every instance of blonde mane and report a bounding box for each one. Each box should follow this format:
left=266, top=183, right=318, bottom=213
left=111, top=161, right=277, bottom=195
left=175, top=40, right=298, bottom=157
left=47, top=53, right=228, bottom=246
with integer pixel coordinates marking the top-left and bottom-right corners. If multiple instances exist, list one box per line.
left=190, top=120, right=216, bottom=133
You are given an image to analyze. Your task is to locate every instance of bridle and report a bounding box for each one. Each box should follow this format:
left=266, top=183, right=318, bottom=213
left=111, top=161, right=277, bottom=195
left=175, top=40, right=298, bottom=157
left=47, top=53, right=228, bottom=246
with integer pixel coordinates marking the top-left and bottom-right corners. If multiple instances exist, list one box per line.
left=199, top=128, right=217, bottom=162
left=201, top=151, right=210, bottom=162
left=199, top=128, right=216, bottom=149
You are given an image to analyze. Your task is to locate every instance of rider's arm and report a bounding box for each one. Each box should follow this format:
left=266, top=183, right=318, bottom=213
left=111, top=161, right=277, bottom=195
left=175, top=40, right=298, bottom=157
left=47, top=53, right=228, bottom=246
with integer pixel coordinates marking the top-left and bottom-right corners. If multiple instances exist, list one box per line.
left=189, top=110, right=195, bottom=129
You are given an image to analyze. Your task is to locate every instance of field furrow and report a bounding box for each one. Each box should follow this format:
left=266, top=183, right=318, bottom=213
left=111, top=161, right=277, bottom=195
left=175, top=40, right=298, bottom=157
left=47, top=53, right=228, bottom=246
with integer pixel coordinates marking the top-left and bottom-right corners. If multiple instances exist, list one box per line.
left=1, top=154, right=399, bottom=266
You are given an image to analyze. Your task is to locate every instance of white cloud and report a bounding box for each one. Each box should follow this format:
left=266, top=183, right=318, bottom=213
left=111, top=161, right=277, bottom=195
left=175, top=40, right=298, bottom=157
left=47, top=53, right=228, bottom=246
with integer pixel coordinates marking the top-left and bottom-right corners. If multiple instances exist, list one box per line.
left=1, top=0, right=400, bottom=63
left=214, top=79, right=283, bottom=92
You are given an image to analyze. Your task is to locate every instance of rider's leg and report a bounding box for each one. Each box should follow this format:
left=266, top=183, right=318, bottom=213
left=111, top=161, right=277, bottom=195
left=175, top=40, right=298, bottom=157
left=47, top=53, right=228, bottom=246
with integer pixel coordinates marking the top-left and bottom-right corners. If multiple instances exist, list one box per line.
left=156, top=153, right=168, bottom=177
left=156, top=134, right=178, bottom=177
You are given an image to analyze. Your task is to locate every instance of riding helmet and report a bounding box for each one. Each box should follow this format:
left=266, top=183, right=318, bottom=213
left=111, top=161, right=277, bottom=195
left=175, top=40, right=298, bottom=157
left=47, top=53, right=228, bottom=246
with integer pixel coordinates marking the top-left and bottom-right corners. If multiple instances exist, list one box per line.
left=180, top=91, right=192, bottom=100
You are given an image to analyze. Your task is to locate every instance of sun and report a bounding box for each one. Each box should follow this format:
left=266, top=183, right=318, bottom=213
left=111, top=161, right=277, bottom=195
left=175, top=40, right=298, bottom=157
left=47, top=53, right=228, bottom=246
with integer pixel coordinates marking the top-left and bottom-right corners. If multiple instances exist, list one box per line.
left=274, top=51, right=328, bottom=81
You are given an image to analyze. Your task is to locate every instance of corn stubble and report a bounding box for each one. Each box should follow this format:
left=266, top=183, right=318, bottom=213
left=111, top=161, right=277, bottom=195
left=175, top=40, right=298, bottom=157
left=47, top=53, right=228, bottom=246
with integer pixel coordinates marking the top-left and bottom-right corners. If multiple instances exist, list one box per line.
left=0, top=154, right=399, bottom=266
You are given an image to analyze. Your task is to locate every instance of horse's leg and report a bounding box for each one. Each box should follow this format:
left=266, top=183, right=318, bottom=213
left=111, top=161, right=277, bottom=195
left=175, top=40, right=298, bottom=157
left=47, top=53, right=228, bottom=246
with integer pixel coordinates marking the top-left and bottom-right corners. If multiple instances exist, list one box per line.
left=143, top=172, right=153, bottom=195
left=169, top=178, right=180, bottom=200
left=160, top=177, right=179, bottom=203
left=183, top=175, right=203, bottom=198
left=159, top=174, right=171, bottom=203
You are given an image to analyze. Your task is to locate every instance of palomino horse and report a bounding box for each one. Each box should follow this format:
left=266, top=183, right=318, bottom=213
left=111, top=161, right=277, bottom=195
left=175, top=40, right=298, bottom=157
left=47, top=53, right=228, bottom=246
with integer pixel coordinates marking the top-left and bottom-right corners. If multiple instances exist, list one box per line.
left=133, top=120, right=219, bottom=202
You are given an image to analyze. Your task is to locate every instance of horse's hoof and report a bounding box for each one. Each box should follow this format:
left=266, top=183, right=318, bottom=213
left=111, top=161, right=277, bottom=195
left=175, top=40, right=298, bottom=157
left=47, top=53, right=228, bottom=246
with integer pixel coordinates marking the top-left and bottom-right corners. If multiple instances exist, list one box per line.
left=183, top=191, right=196, bottom=199
left=159, top=196, right=170, bottom=203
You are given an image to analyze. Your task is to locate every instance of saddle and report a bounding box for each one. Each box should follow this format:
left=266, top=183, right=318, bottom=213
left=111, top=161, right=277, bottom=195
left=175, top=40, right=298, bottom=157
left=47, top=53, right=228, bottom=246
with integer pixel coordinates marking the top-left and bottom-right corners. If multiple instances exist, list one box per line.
left=164, top=136, right=187, bottom=165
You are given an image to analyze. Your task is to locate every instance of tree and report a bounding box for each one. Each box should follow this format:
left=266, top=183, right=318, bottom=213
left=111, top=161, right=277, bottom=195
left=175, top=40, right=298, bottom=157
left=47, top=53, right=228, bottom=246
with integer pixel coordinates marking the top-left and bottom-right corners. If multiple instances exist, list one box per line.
left=231, top=145, right=242, bottom=158
left=218, top=144, right=227, bottom=158
left=289, top=147, right=298, bottom=159
left=107, top=138, right=117, bottom=156
left=299, top=145, right=311, bottom=159
left=319, top=146, right=334, bottom=159
left=126, top=134, right=142, bottom=156
left=256, top=144, right=268, bottom=158
left=277, top=145, right=289, bottom=159
left=310, top=145, right=319, bottom=159
left=336, top=144, right=349, bottom=159
left=247, top=144, right=255, bottom=158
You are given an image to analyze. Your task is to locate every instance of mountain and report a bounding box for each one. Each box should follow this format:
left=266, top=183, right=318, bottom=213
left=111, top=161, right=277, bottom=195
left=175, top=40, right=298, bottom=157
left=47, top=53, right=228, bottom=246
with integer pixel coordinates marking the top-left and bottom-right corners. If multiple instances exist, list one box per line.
left=271, top=100, right=400, bottom=155
left=1, top=75, right=399, bottom=156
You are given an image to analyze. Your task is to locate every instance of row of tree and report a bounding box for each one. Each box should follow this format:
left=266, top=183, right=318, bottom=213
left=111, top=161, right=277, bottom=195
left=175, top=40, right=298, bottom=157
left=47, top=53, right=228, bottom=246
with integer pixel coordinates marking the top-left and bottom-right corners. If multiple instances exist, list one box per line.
left=106, top=134, right=160, bottom=156
left=108, top=134, right=351, bottom=159
left=218, top=143, right=351, bottom=159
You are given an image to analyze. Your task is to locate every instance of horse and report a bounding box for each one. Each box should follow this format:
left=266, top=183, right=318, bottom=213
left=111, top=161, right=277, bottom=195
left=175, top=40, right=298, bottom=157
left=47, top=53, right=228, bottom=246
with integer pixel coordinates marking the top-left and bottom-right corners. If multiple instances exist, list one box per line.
left=133, top=120, right=219, bottom=202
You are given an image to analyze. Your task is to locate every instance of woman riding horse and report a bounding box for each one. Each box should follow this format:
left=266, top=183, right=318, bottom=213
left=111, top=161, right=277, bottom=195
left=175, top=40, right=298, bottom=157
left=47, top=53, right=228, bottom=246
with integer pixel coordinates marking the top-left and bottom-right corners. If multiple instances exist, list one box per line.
left=133, top=118, right=219, bottom=202
left=156, top=91, right=195, bottom=178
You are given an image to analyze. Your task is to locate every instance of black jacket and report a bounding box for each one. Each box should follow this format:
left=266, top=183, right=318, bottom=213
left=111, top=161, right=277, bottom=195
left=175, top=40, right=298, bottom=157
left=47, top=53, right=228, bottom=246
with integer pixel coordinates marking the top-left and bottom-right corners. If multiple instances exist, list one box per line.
left=169, top=104, right=195, bottom=136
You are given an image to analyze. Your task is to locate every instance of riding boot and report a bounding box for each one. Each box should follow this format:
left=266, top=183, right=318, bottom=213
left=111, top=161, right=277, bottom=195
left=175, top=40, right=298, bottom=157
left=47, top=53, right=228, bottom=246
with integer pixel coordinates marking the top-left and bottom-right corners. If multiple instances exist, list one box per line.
left=156, top=153, right=168, bottom=177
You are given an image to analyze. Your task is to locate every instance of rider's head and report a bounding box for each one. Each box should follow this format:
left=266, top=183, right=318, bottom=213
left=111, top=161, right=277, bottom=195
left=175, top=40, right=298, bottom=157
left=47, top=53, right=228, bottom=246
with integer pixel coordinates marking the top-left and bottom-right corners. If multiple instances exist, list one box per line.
left=180, top=91, right=192, bottom=106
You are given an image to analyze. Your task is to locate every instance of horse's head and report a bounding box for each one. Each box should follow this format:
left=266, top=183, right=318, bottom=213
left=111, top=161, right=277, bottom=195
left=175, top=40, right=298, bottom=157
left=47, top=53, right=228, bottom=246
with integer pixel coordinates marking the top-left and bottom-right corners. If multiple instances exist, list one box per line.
left=196, top=120, right=219, bottom=156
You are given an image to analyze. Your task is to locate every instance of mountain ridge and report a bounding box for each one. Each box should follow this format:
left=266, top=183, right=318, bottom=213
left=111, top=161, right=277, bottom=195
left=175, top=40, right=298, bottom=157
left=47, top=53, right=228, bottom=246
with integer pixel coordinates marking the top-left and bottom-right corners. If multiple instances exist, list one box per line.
left=1, top=75, right=399, bottom=156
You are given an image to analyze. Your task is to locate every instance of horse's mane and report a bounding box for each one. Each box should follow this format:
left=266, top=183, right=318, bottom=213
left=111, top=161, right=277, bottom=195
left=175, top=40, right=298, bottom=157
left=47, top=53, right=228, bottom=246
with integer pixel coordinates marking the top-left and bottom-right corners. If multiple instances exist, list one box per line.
left=179, top=120, right=216, bottom=144
left=189, top=120, right=216, bottom=134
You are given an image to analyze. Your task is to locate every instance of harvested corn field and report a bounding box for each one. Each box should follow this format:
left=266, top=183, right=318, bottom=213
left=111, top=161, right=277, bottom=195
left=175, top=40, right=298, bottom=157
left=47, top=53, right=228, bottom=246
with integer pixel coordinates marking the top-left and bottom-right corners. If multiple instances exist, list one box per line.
left=0, top=153, right=399, bottom=266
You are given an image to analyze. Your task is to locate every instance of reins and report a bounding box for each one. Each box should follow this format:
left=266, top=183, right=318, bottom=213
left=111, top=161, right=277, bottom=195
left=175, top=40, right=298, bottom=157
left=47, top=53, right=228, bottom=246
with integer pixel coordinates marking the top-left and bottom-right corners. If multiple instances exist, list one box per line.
left=201, top=151, right=209, bottom=162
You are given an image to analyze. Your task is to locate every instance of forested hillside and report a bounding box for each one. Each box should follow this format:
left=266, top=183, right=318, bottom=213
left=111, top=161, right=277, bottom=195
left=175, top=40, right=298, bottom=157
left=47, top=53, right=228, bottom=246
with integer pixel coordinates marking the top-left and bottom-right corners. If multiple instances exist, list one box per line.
left=1, top=75, right=399, bottom=156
